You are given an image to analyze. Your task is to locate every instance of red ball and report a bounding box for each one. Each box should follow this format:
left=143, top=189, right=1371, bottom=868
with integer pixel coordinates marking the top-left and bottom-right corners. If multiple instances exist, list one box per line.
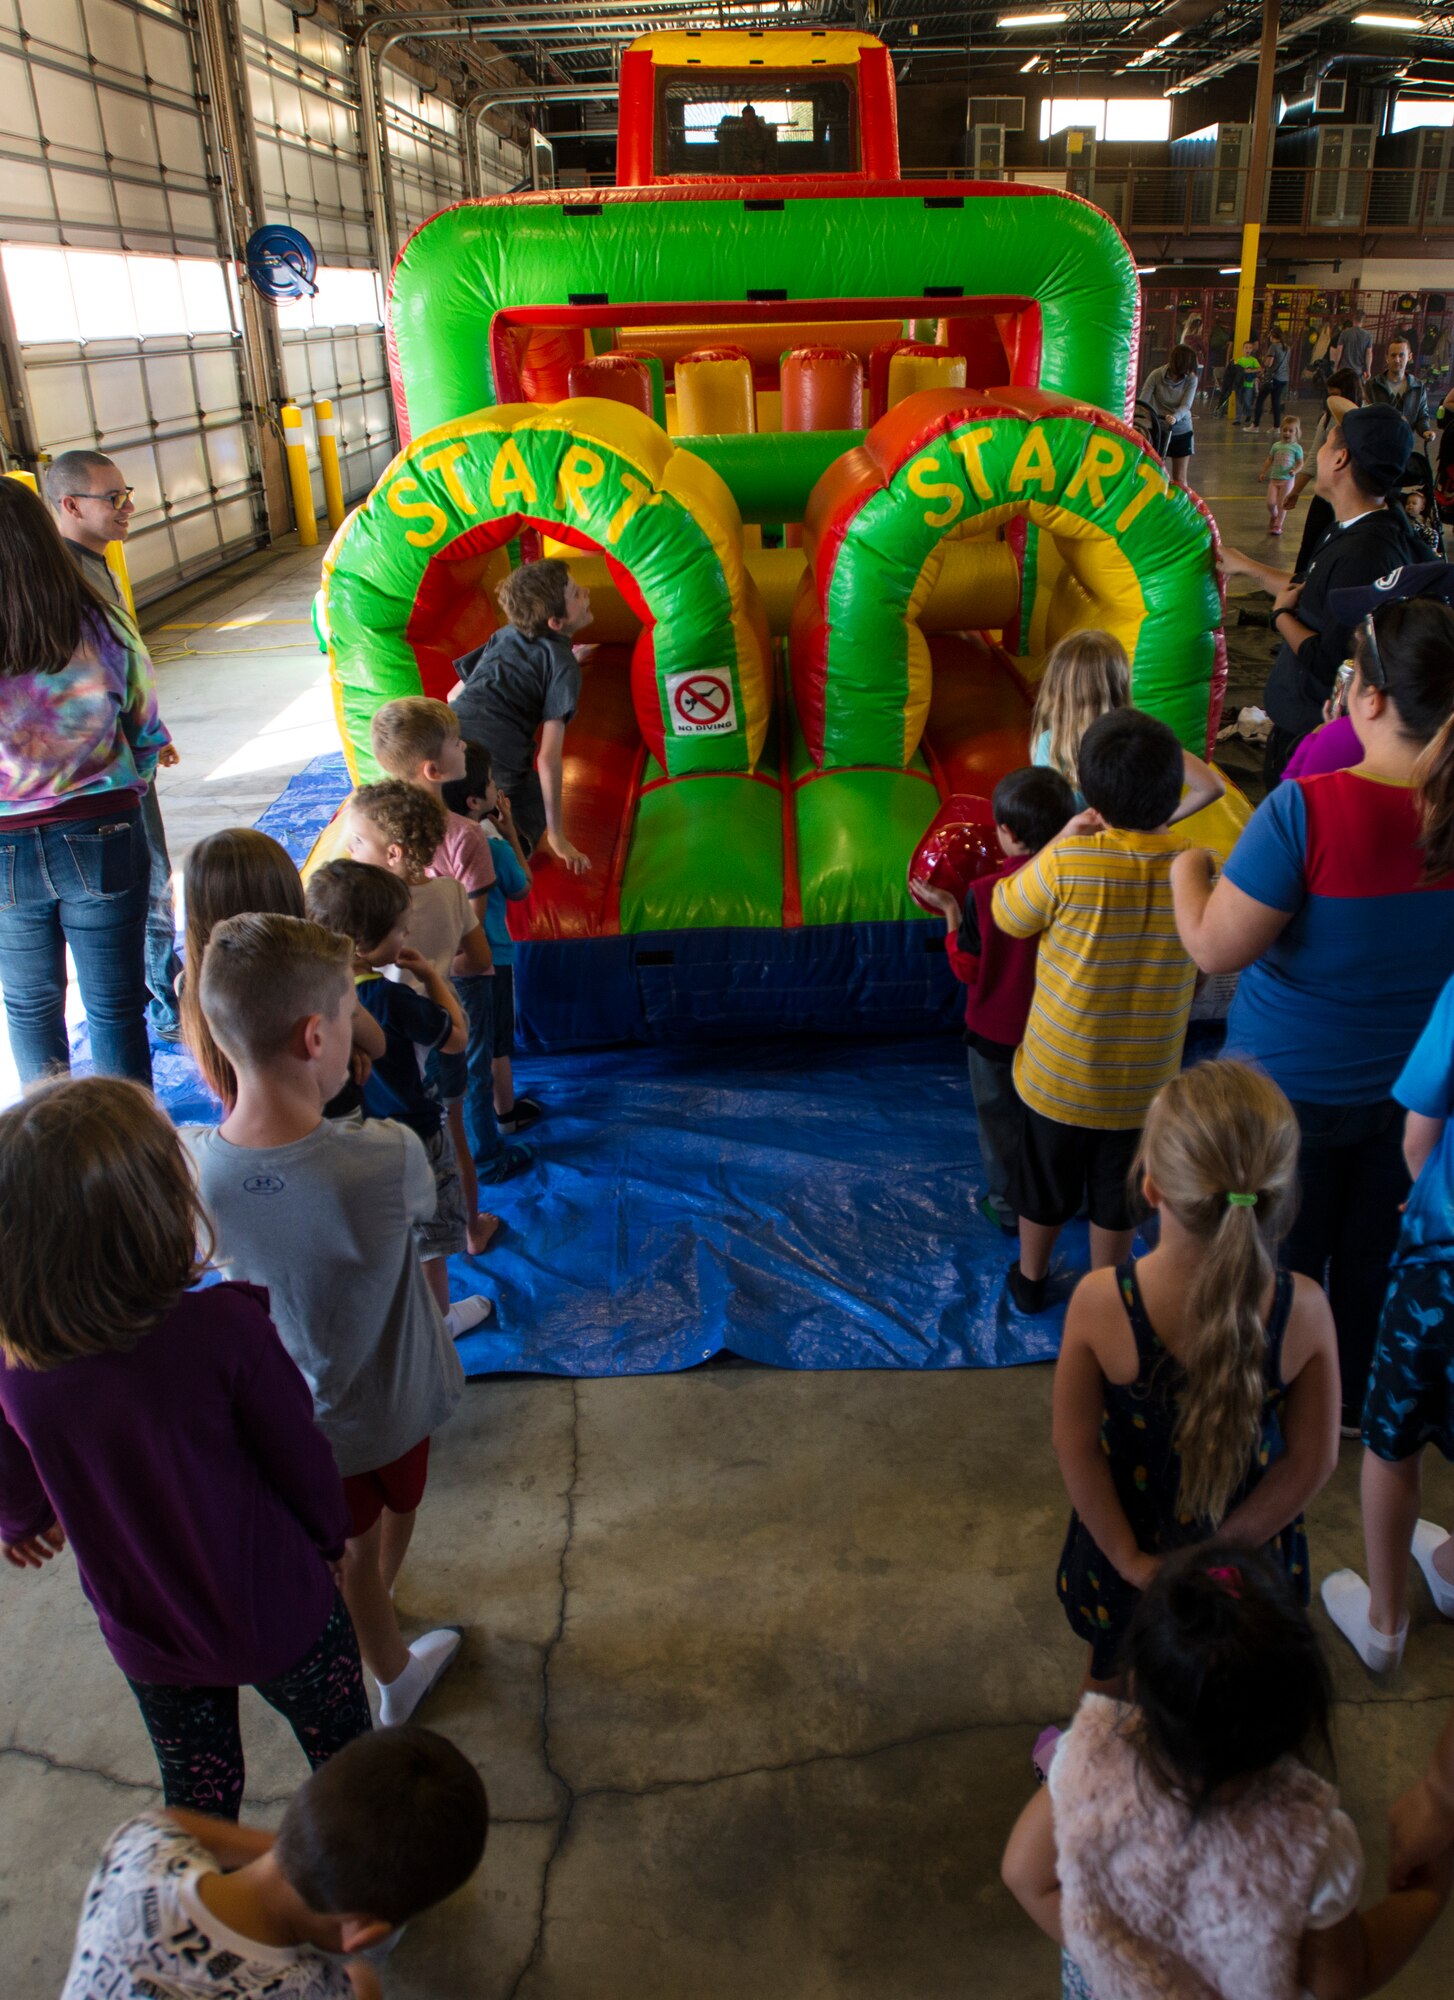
left=908, top=796, right=1000, bottom=912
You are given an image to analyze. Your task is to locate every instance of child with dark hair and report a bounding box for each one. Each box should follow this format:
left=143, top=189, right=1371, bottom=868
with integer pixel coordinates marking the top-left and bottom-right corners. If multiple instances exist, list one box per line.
left=918, top=765, right=1076, bottom=1233
left=1003, top=1546, right=1453, bottom=2000
left=304, top=860, right=492, bottom=1343
left=993, top=710, right=1199, bottom=1311
left=0, top=1075, right=371, bottom=1818
left=452, top=557, right=594, bottom=873
left=61, top=1726, right=487, bottom=1997
left=441, top=740, right=540, bottom=1135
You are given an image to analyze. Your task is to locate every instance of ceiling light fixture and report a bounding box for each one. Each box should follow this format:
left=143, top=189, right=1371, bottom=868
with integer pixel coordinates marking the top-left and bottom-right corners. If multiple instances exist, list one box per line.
left=1021, top=53, right=1044, bottom=70
left=1353, top=11, right=1429, bottom=26
left=1136, top=264, right=1158, bottom=273
left=1220, top=265, right=1242, bottom=273
left=1157, top=29, right=1183, bottom=44
left=997, top=10, right=1069, bottom=26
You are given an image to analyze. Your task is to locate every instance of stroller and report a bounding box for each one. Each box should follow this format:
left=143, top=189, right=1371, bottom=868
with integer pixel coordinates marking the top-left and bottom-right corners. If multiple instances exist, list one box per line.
left=1395, top=452, right=1445, bottom=558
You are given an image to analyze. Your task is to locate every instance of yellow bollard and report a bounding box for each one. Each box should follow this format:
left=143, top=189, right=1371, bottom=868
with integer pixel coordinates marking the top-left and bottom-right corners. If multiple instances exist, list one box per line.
left=280, top=403, right=318, bottom=548
left=7, top=466, right=135, bottom=613
left=314, top=398, right=345, bottom=532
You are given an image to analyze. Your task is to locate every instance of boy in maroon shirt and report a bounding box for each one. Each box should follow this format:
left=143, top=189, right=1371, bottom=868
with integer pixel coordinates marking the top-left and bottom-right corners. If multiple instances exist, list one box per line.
left=920, top=765, right=1076, bottom=1233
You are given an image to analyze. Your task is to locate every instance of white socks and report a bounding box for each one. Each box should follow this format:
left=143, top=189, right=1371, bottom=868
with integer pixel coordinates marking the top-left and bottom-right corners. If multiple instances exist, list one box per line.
left=1322, top=1571, right=1407, bottom=1673
left=443, top=1294, right=493, bottom=1338
left=378, top=1627, right=463, bottom=1727
left=1412, top=1519, right=1454, bottom=1618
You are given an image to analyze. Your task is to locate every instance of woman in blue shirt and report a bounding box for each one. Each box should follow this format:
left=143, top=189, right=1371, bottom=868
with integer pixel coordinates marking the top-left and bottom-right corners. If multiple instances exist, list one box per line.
left=1170, top=587, right=1454, bottom=1427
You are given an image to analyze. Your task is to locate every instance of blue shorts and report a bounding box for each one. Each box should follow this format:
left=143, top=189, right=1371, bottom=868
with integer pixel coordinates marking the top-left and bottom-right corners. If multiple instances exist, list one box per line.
left=1362, top=1259, right=1454, bottom=1463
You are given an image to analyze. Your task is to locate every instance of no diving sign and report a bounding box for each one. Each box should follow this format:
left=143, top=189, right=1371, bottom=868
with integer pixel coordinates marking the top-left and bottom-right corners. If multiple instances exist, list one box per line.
left=666, top=669, right=737, bottom=737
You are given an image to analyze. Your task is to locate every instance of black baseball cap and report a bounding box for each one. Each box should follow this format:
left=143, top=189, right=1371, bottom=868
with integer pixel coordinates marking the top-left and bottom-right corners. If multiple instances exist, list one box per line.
left=1324, top=400, right=1414, bottom=493
left=1328, top=560, right=1454, bottom=625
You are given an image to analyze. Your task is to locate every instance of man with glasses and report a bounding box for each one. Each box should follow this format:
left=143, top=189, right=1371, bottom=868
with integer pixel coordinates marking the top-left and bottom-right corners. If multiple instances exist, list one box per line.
left=42, top=451, right=183, bottom=1042
left=1220, top=403, right=1425, bottom=786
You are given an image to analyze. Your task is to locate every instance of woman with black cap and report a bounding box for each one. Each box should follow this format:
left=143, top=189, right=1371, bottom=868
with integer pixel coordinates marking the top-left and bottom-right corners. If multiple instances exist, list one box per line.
left=1221, top=403, right=1429, bottom=788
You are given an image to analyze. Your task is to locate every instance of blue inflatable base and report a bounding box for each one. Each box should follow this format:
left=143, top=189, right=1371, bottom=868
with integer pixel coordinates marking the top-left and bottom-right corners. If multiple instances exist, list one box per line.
left=514, top=920, right=963, bottom=1051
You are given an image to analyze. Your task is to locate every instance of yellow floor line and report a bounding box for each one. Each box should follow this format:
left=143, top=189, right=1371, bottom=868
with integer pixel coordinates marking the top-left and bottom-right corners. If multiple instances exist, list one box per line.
left=157, top=618, right=314, bottom=631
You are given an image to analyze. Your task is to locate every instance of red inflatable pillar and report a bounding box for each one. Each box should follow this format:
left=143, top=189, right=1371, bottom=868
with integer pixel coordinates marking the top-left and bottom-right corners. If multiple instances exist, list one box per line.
left=781, top=346, right=863, bottom=545
left=781, top=346, right=864, bottom=433
left=567, top=351, right=655, bottom=416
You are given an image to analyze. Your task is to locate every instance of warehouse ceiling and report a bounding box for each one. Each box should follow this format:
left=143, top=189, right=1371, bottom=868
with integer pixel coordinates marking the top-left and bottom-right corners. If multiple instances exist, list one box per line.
left=362, top=0, right=1454, bottom=114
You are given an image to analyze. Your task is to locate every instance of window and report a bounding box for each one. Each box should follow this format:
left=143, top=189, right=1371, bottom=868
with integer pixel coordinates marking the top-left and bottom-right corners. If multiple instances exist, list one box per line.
left=1390, top=98, right=1454, bottom=133
left=1039, top=97, right=1171, bottom=142
left=1, top=245, right=234, bottom=344
left=273, top=265, right=385, bottom=333
left=657, top=72, right=858, bottom=176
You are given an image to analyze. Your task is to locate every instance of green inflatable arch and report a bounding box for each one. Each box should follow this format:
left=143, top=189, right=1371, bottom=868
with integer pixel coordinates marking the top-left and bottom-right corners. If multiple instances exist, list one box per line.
left=318, top=399, right=772, bottom=781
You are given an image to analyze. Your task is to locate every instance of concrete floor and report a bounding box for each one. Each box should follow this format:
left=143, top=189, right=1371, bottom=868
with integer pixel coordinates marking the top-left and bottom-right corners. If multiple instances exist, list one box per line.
left=5, top=407, right=1454, bottom=1996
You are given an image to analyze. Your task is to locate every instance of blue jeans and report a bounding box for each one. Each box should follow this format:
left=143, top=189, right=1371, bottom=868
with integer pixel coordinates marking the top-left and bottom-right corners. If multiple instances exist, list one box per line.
left=456, top=973, right=504, bottom=1172
left=140, top=781, right=181, bottom=1034
left=1236, top=384, right=1256, bottom=425
left=0, top=803, right=152, bottom=1085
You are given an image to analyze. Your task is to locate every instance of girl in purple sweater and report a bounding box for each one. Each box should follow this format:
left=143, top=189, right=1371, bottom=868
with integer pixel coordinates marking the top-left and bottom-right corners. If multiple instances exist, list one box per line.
left=0, top=1075, right=370, bottom=1817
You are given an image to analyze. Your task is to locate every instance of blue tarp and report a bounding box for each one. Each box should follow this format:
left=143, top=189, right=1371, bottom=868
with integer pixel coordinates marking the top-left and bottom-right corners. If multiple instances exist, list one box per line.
left=144, top=1024, right=1084, bottom=1377
left=93, top=751, right=1135, bottom=1378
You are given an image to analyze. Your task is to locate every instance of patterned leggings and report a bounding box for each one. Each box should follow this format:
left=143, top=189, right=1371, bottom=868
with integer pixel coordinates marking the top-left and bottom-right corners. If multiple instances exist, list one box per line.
left=125, top=1594, right=372, bottom=1819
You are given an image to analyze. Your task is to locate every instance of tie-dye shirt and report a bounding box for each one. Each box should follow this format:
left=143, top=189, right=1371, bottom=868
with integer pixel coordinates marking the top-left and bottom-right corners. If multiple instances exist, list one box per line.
left=0, top=606, right=168, bottom=822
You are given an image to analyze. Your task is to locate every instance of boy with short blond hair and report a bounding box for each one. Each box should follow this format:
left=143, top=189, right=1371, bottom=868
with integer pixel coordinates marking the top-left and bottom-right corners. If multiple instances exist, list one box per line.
left=346, top=779, right=499, bottom=1253
left=370, top=697, right=528, bottom=1187
left=182, top=912, right=466, bottom=1729
left=452, top=557, right=594, bottom=873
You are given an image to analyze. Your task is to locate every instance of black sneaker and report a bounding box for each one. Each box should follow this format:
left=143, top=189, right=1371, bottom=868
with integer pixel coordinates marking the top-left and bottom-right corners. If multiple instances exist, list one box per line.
left=496, top=1095, right=543, bottom=1135
left=477, top=1142, right=531, bottom=1185
left=1007, top=1261, right=1050, bottom=1315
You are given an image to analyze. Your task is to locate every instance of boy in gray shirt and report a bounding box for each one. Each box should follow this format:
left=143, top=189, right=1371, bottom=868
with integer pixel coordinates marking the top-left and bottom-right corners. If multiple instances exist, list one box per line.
left=182, top=913, right=464, bottom=1727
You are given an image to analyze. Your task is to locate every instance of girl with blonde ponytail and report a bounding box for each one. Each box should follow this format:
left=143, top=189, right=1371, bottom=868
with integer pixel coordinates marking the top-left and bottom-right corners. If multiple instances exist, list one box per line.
left=1051, top=1060, right=1340, bottom=1692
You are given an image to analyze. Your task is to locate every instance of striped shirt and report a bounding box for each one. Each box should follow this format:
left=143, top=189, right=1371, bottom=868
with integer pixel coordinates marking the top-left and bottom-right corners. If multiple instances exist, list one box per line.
left=993, top=827, right=1196, bottom=1130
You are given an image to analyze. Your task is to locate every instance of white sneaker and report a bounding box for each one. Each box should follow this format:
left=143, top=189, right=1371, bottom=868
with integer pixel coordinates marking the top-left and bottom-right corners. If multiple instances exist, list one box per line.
left=378, top=1627, right=463, bottom=1726
left=1412, top=1520, right=1454, bottom=1618
left=1321, top=1570, right=1406, bottom=1673
left=443, top=1294, right=493, bottom=1338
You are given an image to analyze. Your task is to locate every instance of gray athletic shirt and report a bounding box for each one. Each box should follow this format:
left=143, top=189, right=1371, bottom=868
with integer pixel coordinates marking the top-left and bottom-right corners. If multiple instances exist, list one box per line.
left=1337, top=324, right=1374, bottom=375
left=182, top=1118, right=463, bottom=1477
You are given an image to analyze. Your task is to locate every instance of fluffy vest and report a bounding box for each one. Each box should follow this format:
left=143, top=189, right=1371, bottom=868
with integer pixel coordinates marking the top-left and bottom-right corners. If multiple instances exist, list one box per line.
left=1050, top=1696, right=1338, bottom=2000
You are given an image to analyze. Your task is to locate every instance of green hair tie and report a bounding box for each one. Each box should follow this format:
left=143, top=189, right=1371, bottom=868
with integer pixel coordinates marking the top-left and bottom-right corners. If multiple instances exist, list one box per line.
left=1226, top=1191, right=1258, bottom=1208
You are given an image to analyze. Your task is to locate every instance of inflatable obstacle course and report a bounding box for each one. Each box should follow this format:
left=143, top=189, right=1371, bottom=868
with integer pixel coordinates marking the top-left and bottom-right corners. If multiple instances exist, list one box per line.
left=315, top=28, right=1241, bottom=1046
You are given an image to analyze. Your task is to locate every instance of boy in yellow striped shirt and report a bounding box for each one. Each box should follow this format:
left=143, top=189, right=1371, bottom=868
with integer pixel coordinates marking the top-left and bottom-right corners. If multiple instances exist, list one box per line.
left=992, top=708, right=1197, bottom=1313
